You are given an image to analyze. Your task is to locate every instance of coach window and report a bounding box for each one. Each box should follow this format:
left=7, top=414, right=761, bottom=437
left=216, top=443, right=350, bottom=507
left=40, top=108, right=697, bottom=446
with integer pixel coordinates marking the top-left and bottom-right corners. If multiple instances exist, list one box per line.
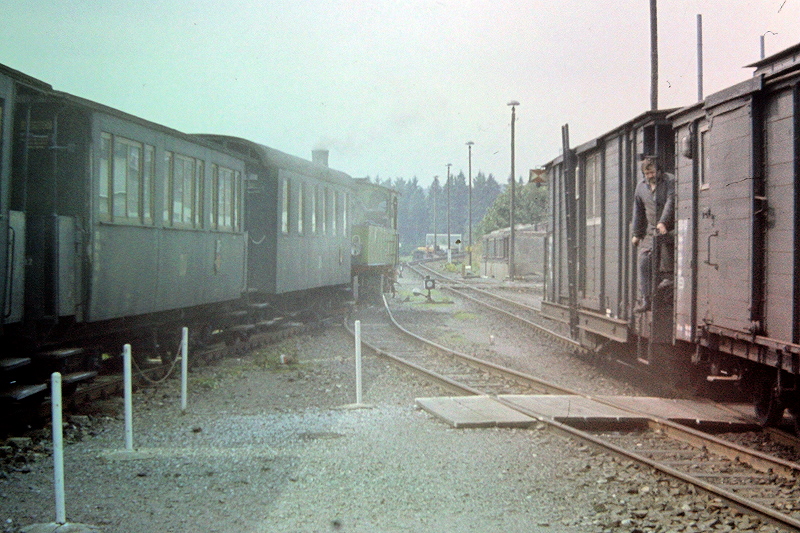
left=297, top=183, right=305, bottom=235
left=342, top=193, right=350, bottom=235
left=310, top=185, right=317, bottom=234
left=321, top=186, right=327, bottom=235
left=213, top=164, right=240, bottom=232
left=169, top=153, right=199, bottom=228
left=194, top=160, right=204, bottom=228
left=143, top=145, right=155, bottom=224
left=99, top=133, right=112, bottom=221
left=100, top=133, right=154, bottom=224
left=331, top=189, right=338, bottom=235
left=280, top=177, right=290, bottom=234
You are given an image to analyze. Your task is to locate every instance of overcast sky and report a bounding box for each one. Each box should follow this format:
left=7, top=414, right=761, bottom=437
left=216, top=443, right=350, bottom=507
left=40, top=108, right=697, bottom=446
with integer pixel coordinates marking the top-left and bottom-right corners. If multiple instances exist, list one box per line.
left=2, top=1, right=799, bottom=187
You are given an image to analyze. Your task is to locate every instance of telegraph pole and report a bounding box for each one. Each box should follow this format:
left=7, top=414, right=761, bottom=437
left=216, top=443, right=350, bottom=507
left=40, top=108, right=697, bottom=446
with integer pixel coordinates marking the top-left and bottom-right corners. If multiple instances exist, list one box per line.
left=508, top=101, right=519, bottom=280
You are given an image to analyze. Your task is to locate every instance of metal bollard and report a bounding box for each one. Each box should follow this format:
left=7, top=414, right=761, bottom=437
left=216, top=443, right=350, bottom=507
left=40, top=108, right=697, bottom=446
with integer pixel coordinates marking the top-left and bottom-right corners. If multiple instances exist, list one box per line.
left=123, top=344, right=133, bottom=451
left=51, top=372, right=66, bottom=524
left=181, top=327, right=189, bottom=413
left=355, top=320, right=363, bottom=405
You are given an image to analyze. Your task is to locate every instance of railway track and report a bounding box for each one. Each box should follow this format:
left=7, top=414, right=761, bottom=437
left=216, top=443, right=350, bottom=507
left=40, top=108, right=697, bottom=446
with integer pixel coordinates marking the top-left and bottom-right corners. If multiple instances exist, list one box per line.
left=350, top=300, right=578, bottom=398
left=407, top=262, right=577, bottom=343
left=1, top=322, right=312, bottom=433
left=350, top=286, right=800, bottom=530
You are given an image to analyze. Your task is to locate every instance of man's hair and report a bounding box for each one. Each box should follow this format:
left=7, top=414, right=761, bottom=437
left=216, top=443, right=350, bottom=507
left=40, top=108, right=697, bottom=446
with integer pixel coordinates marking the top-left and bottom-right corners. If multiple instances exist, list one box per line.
left=641, top=155, right=660, bottom=172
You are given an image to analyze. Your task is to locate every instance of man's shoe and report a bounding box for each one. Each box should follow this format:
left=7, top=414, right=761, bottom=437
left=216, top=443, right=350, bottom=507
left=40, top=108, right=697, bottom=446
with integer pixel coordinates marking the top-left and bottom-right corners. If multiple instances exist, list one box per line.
left=657, top=278, right=674, bottom=290
left=634, top=301, right=651, bottom=313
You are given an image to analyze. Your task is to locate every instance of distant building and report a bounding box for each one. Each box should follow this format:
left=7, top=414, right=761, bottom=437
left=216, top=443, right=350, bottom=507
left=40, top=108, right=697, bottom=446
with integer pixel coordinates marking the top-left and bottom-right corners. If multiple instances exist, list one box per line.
left=424, top=233, right=462, bottom=254
left=482, top=224, right=547, bottom=280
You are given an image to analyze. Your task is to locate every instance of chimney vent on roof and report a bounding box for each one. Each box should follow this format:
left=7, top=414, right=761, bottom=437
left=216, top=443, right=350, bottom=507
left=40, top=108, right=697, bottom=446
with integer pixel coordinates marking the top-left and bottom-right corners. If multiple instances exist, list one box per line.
left=312, top=149, right=329, bottom=167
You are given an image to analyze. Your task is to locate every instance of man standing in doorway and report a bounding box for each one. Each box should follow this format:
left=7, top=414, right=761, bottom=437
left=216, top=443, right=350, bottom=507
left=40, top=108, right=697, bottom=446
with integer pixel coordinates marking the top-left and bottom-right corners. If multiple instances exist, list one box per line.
left=631, top=155, right=675, bottom=313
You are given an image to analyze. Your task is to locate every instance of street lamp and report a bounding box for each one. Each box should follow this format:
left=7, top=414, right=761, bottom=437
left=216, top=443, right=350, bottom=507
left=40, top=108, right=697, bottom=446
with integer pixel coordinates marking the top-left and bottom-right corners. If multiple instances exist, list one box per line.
left=508, top=100, right=519, bottom=280
left=466, top=141, right=474, bottom=269
left=761, top=30, right=777, bottom=59
left=432, top=175, right=438, bottom=256
left=446, top=163, right=452, bottom=262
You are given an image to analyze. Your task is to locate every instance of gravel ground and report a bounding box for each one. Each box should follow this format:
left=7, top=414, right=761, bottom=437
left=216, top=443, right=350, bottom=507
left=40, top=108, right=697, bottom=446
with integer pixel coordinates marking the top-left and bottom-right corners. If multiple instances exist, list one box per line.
left=0, top=273, right=791, bottom=533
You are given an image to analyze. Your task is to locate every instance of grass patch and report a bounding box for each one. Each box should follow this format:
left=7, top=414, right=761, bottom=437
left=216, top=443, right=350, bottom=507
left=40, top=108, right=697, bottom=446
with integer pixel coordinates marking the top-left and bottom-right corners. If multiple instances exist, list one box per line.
left=190, top=375, right=220, bottom=391
left=453, top=311, right=478, bottom=320
left=251, top=339, right=301, bottom=370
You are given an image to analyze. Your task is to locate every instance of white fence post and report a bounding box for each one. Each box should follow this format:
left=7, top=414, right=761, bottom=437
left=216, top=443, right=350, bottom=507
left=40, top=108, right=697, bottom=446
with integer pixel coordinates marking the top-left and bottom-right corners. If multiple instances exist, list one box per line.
left=51, top=372, right=66, bottom=525
left=181, top=327, right=188, bottom=413
left=355, top=320, right=363, bottom=405
left=123, top=344, right=133, bottom=451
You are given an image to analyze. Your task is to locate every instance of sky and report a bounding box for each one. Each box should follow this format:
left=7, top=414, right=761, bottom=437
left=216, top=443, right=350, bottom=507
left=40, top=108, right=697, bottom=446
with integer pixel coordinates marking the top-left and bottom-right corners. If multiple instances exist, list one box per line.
left=1, top=1, right=799, bottom=188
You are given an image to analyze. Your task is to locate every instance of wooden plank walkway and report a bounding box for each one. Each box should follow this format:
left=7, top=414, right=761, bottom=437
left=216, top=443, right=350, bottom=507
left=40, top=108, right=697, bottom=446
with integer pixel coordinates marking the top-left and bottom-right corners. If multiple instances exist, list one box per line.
left=415, top=396, right=536, bottom=428
left=416, top=395, right=758, bottom=429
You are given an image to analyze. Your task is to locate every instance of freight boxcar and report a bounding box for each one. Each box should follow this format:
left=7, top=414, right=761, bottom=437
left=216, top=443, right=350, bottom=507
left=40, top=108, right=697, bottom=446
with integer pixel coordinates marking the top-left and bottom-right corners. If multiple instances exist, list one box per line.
left=543, top=110, right=675, bottom=353
left=543, top=42, right=800, bottom=429
left=671, top=43, right=800, bottom=425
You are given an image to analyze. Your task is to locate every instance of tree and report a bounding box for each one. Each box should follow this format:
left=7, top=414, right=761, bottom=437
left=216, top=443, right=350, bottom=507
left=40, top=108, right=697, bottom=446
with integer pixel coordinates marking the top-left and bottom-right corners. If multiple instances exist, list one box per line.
left=476, top=178, right=548, bottom=238
left=394, top=177, right=428, bottom=255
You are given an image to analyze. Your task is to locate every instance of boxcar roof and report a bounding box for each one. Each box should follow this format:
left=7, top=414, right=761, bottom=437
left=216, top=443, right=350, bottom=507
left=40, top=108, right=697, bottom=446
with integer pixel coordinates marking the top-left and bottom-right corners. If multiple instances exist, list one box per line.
left=544, top=108, right=678, bottom=166
left=746, top=41, right=800, bottom=78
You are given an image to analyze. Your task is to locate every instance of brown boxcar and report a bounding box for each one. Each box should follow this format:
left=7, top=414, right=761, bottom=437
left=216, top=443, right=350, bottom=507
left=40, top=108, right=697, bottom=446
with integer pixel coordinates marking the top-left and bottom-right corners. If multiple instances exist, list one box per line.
left=671, top=43, right=800, bottom=425
left=543, top=110, right=675, bottom=350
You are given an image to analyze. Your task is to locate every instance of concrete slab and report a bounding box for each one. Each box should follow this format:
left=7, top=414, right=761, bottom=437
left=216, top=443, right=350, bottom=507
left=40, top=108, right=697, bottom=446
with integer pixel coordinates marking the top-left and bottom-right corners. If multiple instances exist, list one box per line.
left=415, top=395, right=536, bottom=428
left=420, top=395, right=760, bottom=429
left=600, top=397, right=754, bottom=426
left=500, top=395, right=641, bottom=423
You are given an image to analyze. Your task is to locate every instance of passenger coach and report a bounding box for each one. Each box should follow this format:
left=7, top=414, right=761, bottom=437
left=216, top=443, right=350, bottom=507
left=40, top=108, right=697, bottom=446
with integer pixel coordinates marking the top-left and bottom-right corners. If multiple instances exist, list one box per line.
left=196, top=135, right=355, bottom=304
left=9, top=85, right=247, bottom=356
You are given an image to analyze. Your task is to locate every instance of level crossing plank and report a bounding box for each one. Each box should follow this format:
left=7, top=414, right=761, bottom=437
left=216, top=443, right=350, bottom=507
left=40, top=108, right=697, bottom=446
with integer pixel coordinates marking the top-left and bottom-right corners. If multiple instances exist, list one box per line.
left=500, top=395, right=640, bottom=423
left=415, top=395, right=536, bottom=429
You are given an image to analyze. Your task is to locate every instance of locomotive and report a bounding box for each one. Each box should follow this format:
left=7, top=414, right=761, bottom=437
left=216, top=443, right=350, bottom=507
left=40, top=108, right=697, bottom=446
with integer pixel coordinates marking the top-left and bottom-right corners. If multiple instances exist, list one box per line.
left=543, top=42, right=800, bottom=430
left=0, top=63, right=398, bottom=405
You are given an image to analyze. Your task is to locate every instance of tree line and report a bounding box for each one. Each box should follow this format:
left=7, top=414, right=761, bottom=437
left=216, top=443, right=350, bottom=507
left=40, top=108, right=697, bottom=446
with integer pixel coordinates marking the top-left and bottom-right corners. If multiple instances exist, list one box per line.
left=370, top=171, right=549, bottom=256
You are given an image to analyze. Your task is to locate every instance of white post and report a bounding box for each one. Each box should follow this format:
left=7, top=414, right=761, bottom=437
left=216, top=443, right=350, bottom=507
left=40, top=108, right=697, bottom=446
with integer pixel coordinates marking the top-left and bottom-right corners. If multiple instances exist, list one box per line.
left=51, top=372, right=66, bottom=525
left=181, top=327, right=188, bottom=413
left=123, top=344, right=133, bottom=451
left=355, top=320, right=363, bottom=405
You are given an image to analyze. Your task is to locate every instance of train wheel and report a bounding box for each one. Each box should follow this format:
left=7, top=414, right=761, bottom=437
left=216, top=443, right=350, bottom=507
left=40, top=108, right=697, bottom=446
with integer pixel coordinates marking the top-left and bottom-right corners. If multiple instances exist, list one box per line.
left=789, top=405, right=800, bottom=436
left=154, top=329, right=180, bottom=367
left=788, top=392, right=800, bottom=436
left=753, top=375, right=785, bottom=427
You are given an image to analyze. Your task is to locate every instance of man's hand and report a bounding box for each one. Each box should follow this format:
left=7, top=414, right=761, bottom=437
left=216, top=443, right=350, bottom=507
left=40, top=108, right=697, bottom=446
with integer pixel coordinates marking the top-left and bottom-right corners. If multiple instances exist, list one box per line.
left=656, top=222, right=668, bottom=235
left=631, top=236, right=640, bottom=246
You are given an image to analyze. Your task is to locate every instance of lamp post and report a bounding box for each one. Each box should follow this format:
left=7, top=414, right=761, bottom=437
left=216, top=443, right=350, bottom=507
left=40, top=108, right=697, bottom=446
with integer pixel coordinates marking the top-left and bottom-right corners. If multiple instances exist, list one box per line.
left=761, top=31, right=777, bottom=59
left=446, top=163, right=452, bottom=263
left=508, top=101, right=519, bottom=280
left=466, top=141, right=474, bottom=269
left=432, top=176, right=438, bottom=256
